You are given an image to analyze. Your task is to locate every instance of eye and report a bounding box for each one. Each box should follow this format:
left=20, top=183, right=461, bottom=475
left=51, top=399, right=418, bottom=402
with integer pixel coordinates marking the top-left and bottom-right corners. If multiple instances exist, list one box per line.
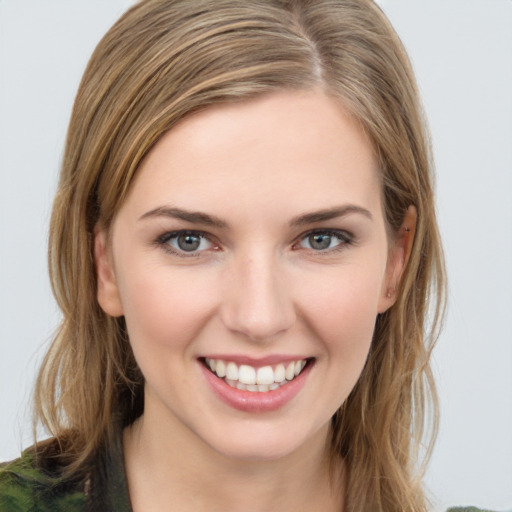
left=297, top=230, right=352, bottom=252
left=158, top=230, right=214, bottom=255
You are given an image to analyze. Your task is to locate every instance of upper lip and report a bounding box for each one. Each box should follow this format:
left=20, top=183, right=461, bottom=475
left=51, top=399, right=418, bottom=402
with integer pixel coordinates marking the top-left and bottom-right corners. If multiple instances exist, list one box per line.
left=199, top=354, right=312, bottom=367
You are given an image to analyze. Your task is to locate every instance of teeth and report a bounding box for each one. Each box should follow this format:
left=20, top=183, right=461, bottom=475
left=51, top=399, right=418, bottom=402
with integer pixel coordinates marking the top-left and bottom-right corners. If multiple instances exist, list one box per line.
left=205, top=357, right=309, bottom=391
left=226, top=362, right=238, bottom=380
left=215, top=360, right=226, bottom=378
left=239, top=365, right=256, bottom=385
left=225, top=379, right=287, bottom=393
left=274, top=364, right=285, bottom=382
left=256, top=366, right=274, bottom=385
left=285, top=362, right=295, bottom=381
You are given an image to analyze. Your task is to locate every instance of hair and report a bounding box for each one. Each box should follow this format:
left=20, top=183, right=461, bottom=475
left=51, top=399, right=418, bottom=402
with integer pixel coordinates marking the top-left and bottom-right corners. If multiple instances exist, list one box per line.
left=34, top=0, right=446, bottom=510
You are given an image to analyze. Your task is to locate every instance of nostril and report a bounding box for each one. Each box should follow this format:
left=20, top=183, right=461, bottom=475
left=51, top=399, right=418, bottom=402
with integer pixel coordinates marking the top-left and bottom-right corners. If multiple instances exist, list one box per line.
left=219, top=264, right=296, bottom=341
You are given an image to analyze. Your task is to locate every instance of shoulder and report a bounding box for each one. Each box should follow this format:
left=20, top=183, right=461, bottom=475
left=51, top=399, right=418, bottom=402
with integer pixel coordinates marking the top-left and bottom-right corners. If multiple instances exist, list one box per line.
left=0, top=450, right=86, bottom=512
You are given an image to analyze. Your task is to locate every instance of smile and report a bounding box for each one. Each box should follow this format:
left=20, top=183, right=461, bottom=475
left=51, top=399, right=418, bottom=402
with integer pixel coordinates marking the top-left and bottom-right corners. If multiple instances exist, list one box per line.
left=204, top=358, right=309, bottom=392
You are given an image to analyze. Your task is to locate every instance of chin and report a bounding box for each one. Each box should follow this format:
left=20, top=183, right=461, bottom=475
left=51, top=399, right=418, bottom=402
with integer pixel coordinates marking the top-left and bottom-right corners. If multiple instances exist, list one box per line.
left=198, top=417, right=329, bottom=464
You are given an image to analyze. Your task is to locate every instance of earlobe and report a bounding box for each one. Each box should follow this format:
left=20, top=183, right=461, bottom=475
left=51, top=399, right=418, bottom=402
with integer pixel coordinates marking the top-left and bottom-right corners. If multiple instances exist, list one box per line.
left=378, top=206, right=417, bottom=313
left=94, top=227, right=124, bottom=317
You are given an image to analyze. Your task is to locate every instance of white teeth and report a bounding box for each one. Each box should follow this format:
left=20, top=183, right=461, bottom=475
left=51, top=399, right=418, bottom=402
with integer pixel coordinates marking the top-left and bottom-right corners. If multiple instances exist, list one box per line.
left=226, top=379, right=286, bottom=392
left=256, top=366, right=274, bottom=385
left=285, top=362, right=295, bottom=381
left=274, top=364, right=286, bottom=382
left=215, top=360, right=226, bottom=378
left=205, top=357, right=309, bottom=391
left=225, top=362, right=238, bottom=380
left=238, top=365, right=256, bottom=385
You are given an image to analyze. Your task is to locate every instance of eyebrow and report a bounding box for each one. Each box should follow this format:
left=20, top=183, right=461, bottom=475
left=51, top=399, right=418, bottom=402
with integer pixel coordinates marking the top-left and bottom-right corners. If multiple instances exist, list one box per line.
left=289, top=205, right=373, bottom=227
left=139, top=206, right=228, bottom=228
left=139, top=204, right=372, bottom=228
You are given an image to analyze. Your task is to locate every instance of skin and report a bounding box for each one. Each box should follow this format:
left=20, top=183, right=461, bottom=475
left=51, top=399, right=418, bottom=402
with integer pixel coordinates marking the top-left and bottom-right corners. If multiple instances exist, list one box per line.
left=94, top=90, right=415, bottom=512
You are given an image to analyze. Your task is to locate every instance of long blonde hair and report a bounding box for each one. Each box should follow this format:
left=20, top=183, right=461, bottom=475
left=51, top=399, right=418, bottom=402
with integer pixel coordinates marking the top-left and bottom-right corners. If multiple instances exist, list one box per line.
left=35, top=1, right=446, bottom=510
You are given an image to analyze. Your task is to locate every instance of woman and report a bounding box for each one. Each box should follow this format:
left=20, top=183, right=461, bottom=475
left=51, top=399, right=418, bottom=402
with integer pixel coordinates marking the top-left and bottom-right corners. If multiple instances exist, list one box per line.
left=0, top=0, right=466, bottom=510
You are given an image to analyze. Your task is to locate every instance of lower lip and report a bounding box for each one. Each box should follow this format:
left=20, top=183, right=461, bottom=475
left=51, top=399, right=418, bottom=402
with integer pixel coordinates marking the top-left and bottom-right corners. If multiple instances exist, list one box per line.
left=200, top=361, right=312, bottom=413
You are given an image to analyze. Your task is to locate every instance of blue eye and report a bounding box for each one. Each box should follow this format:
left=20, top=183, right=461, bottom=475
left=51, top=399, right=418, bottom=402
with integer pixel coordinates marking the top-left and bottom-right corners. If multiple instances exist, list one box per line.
left=298, top=230, right=351, bottom=251
left=159, top=231, right=213, bottom=254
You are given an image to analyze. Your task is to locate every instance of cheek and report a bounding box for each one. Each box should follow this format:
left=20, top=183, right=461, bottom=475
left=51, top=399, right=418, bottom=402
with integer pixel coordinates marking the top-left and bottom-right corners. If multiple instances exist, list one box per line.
left=116, top=262, right=217, bottom=363
left=298, top=263, right=384, bottom=357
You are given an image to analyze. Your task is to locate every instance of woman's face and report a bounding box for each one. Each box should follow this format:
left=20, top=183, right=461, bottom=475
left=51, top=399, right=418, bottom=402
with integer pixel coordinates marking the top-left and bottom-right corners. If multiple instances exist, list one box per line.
left=95, top=90, right=406, bottom=461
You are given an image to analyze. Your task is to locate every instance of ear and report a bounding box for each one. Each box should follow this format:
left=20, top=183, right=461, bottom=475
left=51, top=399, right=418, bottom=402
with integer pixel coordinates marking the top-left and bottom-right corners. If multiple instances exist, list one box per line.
left=378, top=206, right=417, bottom=313
left=94, top=226, right=124, bottom=317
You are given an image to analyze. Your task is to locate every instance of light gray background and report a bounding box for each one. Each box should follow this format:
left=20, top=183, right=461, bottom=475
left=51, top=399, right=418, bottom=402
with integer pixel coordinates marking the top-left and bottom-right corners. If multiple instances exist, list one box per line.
left=1, top=1, right=511, bottom=510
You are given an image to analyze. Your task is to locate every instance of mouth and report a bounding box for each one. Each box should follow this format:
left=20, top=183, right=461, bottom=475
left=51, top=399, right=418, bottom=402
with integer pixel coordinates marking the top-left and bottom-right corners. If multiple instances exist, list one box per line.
left=201, top=357, right=313, bottom=393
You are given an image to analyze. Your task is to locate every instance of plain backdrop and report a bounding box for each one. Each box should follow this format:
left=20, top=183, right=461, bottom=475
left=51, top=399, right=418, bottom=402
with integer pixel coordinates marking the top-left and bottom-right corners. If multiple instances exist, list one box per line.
left=0, top=1, right=511, bottom=510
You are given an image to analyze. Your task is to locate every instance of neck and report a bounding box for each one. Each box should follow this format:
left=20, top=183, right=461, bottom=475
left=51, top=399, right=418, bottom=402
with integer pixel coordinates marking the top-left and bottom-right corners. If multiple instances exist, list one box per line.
left=123, top=409, right=345, bottom=512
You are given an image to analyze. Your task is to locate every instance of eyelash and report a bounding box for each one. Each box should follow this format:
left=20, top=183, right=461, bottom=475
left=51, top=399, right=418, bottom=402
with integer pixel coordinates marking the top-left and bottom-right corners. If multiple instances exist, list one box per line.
left=295, top=229, right=353, bottom=253
left=154, top=229, right=354, bottom=258
left=155, top=230, right=216, bottom=258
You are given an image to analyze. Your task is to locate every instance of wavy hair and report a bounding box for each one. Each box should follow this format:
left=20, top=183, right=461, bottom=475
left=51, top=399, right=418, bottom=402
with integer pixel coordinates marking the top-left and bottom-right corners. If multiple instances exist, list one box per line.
left=34, top=1, right=446, bottom=510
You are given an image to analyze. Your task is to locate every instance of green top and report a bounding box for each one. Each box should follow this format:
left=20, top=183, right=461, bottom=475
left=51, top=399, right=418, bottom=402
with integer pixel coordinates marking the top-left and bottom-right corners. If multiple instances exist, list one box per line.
left=0, top=439, right=500, bottom=511
left=0, top=433, right=132, bottom=511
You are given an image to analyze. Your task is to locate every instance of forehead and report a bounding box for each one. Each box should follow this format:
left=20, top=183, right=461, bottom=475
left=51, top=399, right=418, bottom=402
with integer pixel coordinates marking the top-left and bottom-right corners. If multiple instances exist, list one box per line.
left=122, top=90, right=382, bottom=222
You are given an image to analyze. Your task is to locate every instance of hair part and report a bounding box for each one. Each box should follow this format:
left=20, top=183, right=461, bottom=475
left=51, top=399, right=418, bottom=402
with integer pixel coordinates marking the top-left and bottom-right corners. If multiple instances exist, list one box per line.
left=35, top=1, right=446, bottom=510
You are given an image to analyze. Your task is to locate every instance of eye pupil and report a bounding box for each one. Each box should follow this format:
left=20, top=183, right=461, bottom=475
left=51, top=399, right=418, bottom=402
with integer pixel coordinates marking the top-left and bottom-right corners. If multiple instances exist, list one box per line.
left=177, top=233, right=201, bottom=251
left=309, top=233, right=331, bottom=250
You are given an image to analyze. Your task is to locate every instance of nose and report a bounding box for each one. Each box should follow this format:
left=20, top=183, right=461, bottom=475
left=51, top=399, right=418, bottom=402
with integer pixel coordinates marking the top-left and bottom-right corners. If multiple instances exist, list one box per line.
left=220, top=253, right=296, bottom=342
